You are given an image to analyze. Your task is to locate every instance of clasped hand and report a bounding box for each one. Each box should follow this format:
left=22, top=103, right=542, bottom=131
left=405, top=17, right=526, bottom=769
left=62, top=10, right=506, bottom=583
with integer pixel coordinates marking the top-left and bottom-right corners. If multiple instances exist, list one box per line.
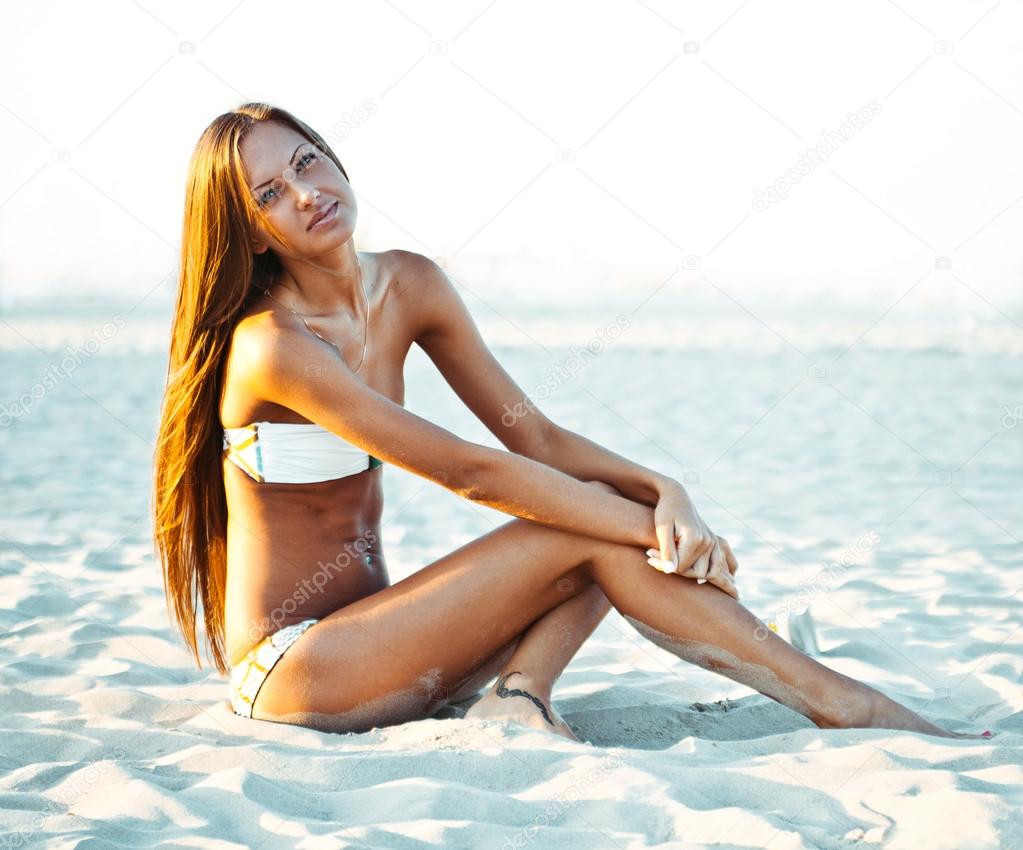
left=646, top=482, right=739, bottom=599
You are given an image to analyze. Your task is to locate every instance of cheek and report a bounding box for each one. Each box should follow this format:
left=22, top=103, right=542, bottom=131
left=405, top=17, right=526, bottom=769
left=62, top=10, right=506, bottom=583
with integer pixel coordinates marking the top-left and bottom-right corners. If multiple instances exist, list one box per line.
left=258, top=211, right=299, bottom=241
left=331, top=175, right=355, bottom=204
left=338, top=191, right=358, bottom=219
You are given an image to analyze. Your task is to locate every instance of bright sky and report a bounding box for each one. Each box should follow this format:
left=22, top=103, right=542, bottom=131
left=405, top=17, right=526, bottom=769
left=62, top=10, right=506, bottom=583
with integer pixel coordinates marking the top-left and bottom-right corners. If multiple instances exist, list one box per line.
left=1, top=0, right=1021, bottom=321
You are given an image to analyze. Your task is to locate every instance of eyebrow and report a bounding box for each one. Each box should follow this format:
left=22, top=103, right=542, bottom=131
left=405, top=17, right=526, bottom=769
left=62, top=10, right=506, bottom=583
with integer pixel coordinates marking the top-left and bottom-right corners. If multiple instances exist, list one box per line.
left=250, top=143, right=306, bottom=192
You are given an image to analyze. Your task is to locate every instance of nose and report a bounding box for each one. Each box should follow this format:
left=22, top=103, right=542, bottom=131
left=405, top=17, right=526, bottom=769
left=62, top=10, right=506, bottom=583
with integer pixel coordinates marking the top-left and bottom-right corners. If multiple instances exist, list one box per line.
left=294, top=178, right=319, bottom=207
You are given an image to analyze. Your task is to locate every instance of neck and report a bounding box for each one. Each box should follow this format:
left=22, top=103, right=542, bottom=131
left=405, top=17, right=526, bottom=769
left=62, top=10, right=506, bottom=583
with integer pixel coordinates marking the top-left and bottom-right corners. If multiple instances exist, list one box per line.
left=271, top=239, right=364, bottom=317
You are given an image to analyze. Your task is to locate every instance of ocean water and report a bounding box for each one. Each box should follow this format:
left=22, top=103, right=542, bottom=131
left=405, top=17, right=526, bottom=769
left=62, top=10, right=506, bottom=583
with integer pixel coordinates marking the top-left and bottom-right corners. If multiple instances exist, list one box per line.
left=1, top=296, right=1020, bottom=723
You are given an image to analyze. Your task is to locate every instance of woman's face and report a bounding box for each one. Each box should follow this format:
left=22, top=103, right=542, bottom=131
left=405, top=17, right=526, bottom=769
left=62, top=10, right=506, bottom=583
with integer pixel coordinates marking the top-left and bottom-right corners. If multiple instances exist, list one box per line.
left=239, top=121, right=357, bottom=258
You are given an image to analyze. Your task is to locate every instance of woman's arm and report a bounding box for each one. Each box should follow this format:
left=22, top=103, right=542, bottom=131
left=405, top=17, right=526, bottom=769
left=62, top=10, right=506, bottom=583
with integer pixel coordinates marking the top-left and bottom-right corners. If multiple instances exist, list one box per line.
left=527, top=424, right=675, bottom=507
left=402, top=250, right=676, bottom=509
left=242, top=315, right=662, bottom=552
left=464, top=447, right=662, bottom=549
left=393, top=251, right=726, bottom=579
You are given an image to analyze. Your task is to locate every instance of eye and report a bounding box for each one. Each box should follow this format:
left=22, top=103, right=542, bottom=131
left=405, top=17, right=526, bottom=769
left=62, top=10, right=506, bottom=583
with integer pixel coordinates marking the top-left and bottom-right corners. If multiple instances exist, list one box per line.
left=296, top=151, right=318, bottom=171
left=257, top=177, right=285, bottom=207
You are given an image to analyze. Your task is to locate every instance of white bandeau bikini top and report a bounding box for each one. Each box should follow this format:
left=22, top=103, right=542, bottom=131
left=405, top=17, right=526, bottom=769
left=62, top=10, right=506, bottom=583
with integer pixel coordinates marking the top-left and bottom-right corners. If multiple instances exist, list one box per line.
left=222, top=421, right=383, bottom=484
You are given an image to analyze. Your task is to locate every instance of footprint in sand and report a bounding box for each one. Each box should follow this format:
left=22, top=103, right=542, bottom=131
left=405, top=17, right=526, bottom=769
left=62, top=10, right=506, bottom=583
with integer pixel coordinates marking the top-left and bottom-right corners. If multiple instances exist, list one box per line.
left=689, top=699, right=739, bottom=713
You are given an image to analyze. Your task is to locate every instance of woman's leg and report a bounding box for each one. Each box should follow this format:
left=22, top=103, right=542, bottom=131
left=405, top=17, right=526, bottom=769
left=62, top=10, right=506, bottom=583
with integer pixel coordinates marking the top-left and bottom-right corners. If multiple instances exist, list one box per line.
left=462, top=582, right=611, bottom=739
left=456, top=483, right=620, bottom=739
left=252, top=512, right=611, bottom=732
left=584, top=544, right=986, bottom=738
left=254, top=485, right=973, bottom=739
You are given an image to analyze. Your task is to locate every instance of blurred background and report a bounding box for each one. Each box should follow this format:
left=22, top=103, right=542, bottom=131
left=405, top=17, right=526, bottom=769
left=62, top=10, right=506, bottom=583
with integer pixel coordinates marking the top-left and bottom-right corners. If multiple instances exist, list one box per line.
left=0, top=0, right=1021, bottom=323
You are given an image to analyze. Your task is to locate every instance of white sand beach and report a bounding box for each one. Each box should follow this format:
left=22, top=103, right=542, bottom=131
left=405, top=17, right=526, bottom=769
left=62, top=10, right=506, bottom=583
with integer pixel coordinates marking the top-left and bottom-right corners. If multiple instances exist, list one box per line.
left=1, top=302, right=1021, bottom=849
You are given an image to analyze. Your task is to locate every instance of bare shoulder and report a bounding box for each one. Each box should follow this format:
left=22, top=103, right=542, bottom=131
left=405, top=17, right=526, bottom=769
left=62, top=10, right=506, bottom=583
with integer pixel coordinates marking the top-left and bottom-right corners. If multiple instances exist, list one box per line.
left=225, top=302, right=302, bottom=404
left=387, top=249, right=464, bottom=344
left=230, top=297, right=291, bottom=357
left=384, top=250, right=555, bottom=454
left=388, top=247, right=439, bottom=278
left=388, top=249, right=442, bottom=302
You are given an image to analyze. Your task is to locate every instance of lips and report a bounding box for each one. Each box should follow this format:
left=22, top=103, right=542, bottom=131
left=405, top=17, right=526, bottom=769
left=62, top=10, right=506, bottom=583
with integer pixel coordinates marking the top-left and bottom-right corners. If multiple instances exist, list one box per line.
left=307, top=200, right=338, bottom=230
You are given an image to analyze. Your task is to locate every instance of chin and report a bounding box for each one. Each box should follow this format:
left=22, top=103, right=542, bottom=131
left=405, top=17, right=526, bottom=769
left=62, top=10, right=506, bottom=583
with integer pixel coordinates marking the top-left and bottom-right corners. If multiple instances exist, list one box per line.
left=325, top=218, right=357, bottom=245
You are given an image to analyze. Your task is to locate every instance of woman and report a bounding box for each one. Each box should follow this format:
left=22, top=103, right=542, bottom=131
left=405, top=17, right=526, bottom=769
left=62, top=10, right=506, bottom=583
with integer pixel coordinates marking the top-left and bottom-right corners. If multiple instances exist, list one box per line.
left=152, top=102, right=986, bottom=741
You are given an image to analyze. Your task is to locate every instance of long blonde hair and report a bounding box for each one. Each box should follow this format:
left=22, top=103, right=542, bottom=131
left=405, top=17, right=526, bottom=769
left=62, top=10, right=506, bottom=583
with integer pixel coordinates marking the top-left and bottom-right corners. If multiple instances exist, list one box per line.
left=152, top=102, right=351, bottom=675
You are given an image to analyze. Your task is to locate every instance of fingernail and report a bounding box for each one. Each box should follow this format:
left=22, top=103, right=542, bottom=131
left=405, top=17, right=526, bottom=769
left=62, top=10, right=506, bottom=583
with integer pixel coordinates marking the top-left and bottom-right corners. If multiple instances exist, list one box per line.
left=697, top=578, right=707, bottom=584
left=647, top=558, right=670, bottom=573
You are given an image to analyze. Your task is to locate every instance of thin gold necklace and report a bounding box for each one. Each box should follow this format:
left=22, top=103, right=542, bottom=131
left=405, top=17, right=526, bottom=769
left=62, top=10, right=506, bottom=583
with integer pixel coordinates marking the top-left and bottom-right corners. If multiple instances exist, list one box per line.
left=262, top=264, right=369, bottom=374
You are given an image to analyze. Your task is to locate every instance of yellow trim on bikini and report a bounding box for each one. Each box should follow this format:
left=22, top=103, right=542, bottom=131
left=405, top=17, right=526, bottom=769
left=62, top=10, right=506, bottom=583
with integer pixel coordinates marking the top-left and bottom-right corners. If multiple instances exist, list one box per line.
left=224, top=425, right=265, bottom=483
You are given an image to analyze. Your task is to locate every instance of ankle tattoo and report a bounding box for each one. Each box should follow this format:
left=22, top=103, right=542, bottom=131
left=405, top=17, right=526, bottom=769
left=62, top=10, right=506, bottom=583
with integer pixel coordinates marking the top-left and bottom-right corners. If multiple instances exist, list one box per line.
left=495, top=671, right=555, bottom=726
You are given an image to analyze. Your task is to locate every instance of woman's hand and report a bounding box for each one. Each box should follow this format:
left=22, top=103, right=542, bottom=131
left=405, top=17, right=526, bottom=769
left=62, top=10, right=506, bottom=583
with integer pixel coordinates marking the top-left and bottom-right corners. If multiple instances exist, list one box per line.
left=645, top=481, right=740, bottom=599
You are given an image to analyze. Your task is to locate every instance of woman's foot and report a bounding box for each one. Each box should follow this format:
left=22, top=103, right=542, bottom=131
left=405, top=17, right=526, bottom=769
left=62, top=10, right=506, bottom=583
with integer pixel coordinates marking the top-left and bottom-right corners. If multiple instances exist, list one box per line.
left=465, top=671, right=579, bottom=741
left=864, top=693, right=993, bottom=739
left=821, top=686, right=994, bottom=739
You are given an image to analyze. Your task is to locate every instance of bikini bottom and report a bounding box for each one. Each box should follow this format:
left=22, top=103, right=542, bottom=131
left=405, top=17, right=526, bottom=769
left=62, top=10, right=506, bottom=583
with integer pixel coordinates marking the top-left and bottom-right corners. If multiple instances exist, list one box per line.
left=229, top=618, right=319, bottom=718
